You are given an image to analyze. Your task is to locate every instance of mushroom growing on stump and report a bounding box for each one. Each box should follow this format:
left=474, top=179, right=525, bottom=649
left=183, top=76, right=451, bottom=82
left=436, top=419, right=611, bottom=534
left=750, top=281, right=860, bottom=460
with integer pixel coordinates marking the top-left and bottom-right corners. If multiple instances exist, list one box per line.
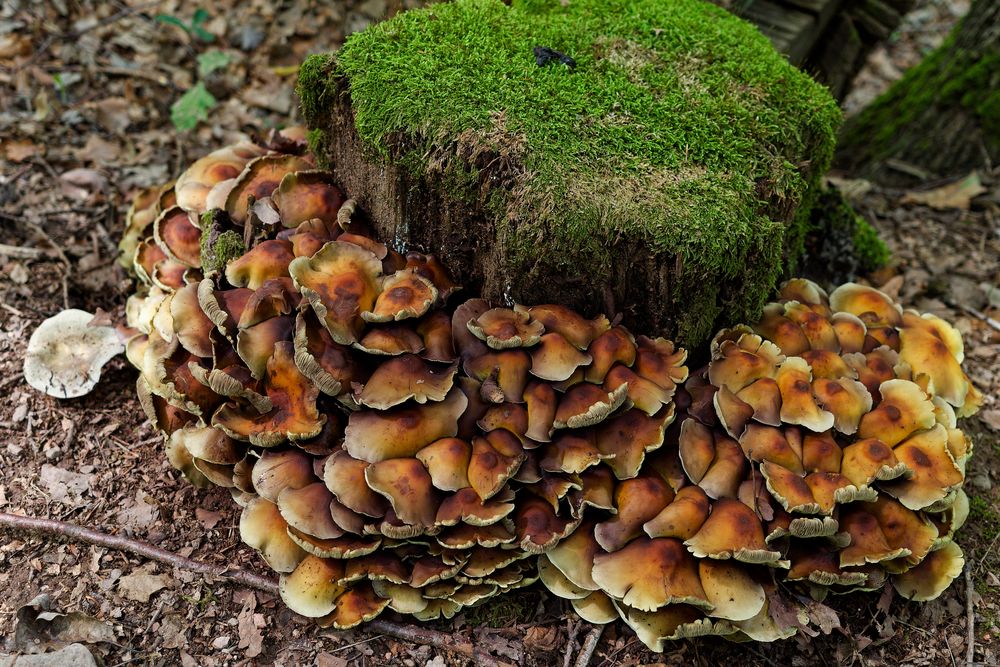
left=121, top=136, right=980, bottom=652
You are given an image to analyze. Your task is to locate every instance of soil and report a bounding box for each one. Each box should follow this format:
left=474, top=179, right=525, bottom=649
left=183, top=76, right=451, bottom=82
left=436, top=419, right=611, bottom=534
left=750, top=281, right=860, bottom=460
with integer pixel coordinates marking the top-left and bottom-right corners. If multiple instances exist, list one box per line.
left=0, top=1, right=997, bottom=666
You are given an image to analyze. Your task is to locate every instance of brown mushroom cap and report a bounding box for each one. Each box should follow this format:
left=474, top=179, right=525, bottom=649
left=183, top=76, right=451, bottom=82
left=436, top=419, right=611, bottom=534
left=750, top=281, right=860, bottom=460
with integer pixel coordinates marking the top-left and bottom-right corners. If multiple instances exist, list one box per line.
left=530, top=332, right=592, bottom=381
left=553, top=383, right=629, bottom=430
left=778, top=278, right=828, bottom=306
left=881, top=424, right=964, bottom=511
left=585, top=327, right=637, bottom=383
left=154, top=206, right=202, bottom=268
left=463, top=350, right=532, bottom=404
left=271, top=170, right=345, bottom=228
left=829, top=283, right=902, bottom=327
left=892, top=540, right=964, bottom=601
left=774, top=357, right=834, bottom=432
left=678, top=420, right=747, bottom=499
left=684, top=498, right=784, bottom=565
left=354, top=323, right=426, bottom=356
left=236, top=315, right=294, bottom=379
left=467, top=307, right=544, bottom=349
left=250, top=449, right=316, bottom=502
left=812, top=377, right=872, bottom=435
left=783, top=302, right=838, bottom=351
left=857, top=379, right=936, bottom=446
left=277, top=482, right=344, bottom=540
left=541, top=431, right=606, bottom=475
left=595, top=407, right=673, bottom=479
left=604, top=365, right=676, bottom=416
left=355, top=355, right=457, bottom=409
left=643, top=485, right=711, bottom=540
left=320, top=451, right=386, bottom=518
left=538, top=554, right=591, bottom=599
left=364, top=458, right=440, bottom=529
left=225, top=240, right=296, bottom=291
left=416, top=438, right=473, bottom=492
left=317, top=581, right=390, bottom=629
left=634, top=335, right=689, bottom=394
left=416, top=310, right=457, bottom=362
left=238, top=277, right=302, bottom=329
left=523, top=381, right=558, bottom=442
left=572, top=590, right=619, bottom=624
left=239, top=497, right=307, bottom=573
left=174, top=141, right=265, bottom=213
left=898, top=311, right=971, bottom=410
left=593, top=537, right=711, bottom=612
left=278, top=555, right=346, bottom=618
left=468, top=430, right=525, bottom=500
left=344, top=386, right=468, bottom=462
left=224, top=154, right=313, bottom=225
left=362, top=269, right=438, bottom=323
left=405, top=252, right=461, bottom=302
left=524, top=304, right=610, bottom=350
left=708, top=334, right=783, bottom=394
left=436, top=487, right=514, bottom=527
left=616, top=604, right=714, bottom=652
left=595, top=474, right=674, bottom=551
left=513, top=495, right=580, bottom=553
left=213, top=341, right=325, bottom=447
left=699, top=559, right=766, bottom=621
left=292, top=310, right=361, bottom=397
left=289, top=240, right=383, bottom=345
left=754, top=305, right=811, bottom=356
left=545, top=520, right=601, bottom=590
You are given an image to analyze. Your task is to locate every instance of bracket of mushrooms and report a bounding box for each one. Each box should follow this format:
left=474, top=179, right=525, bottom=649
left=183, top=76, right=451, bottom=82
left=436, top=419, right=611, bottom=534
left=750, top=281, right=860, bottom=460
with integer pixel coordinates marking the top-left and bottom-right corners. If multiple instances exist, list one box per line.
left=121, top=132, right=982, bottom=650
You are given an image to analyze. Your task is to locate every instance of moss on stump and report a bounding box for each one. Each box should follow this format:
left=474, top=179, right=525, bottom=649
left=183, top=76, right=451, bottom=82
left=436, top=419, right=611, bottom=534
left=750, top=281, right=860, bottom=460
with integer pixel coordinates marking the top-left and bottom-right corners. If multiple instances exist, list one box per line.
left=298, top=0, right=840, bottom=346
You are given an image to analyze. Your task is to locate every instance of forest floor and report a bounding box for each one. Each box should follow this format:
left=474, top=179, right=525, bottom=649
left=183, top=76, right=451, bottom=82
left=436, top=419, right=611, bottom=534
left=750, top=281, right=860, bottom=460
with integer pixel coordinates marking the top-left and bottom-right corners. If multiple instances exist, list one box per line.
left=0, top=1, right=998, bottom=666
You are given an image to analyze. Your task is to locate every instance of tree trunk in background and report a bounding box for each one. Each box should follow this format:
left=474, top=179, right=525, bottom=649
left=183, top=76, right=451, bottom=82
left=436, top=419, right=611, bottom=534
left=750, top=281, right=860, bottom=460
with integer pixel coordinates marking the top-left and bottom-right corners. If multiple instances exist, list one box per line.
left=835, top=0, right=1000, bottom=184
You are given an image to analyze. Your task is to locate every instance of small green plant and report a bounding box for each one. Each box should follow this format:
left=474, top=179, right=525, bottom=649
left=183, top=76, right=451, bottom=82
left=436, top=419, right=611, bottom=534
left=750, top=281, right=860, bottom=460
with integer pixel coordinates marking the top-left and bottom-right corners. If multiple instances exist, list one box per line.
left=197, top=49, right=231, bottom=78
left=156, top=8, right=216, bottom=43
left=171, top=82, right=217, bottom=131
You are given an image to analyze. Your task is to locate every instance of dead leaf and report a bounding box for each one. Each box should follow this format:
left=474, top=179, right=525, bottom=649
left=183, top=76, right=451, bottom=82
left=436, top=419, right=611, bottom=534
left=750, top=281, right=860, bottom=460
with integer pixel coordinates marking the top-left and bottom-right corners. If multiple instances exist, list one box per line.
left=980, top=409, right=1000, bottom=432
left=117, top=490, right=159, bottom=530
left=0, top=642, right=99, bottom=666
left=901, top=172, right=987, bottom=210
left=39, top=464, right=93, bottom=504
left=158, top=614, right=188, bottom=650
left=14, top=594, right=115, bottom=652
left=316, top=653, right=349, bottom=667
left=59, top=169, right=108, bottom=201
left=4, top=139, right=40, bottom=162
left=92, top=97, right=132, bottom=134
left=117, top=569, right=172, bottom=602
left=74, top=135, right=121, bottom=164
left=800, top=597, right=841, bottom=635
left=523, top=625, right=561, bottom=651
left=195, top=508, right=222, bottom=529
left=236, top=593, right=263, bottom=658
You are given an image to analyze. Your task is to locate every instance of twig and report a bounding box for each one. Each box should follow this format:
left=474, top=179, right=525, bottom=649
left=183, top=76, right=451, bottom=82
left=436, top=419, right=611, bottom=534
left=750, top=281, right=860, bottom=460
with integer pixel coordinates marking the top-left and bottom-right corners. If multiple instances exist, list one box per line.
left=945, top=299, right=1000, bottom=333
left=966, top=556, right=976, bottom=667
left=366, top=620, right=516, bottom=667
left=563, top=618, right=580, bottom=667
left=0, top=511, right=279, bottom=594
left=574, top=625, right=604, bottom=667
left=0, top=511, right=518, bottom=667
left=0, top=243, right=47, bottom=260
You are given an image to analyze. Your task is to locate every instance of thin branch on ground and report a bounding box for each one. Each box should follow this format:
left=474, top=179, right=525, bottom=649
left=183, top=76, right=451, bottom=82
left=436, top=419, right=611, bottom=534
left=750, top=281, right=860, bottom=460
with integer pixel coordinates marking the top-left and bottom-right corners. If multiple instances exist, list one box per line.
left=0, top=511, right=279, bottom=594
left=966, top=556, right=976, bottom=667
left=574, top=625, right=604, bottom=667
left=0, top=511, right=518, bottom=667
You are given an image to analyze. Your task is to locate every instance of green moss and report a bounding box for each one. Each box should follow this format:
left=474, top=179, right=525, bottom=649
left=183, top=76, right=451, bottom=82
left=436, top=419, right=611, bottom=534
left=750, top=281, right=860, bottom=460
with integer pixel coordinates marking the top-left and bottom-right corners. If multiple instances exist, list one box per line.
left=200, top=217, right=245, bottom=274
left=300, top=0, right=840, bottom=343
left=841, top=25, right=1000, bottom=166
left=851, top=216, right=889, bottom=271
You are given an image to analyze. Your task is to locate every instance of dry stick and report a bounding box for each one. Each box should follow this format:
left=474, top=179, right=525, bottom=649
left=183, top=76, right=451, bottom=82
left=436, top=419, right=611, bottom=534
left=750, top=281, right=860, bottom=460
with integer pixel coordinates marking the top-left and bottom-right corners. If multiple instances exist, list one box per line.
left=574, top=625, right=604, bottom=667
left=965, top=557, right=976, bottom=667
left=0, top=512, right=517, bottom=667
left=0, top=511, right=278, bottom=595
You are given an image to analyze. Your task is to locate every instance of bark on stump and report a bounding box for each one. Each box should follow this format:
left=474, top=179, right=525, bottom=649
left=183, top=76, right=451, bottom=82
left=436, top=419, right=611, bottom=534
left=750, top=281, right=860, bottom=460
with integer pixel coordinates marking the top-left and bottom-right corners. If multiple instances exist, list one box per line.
left=299, top=0, right=840, bottom=347
left=835, top=0, right=1000, bottom=184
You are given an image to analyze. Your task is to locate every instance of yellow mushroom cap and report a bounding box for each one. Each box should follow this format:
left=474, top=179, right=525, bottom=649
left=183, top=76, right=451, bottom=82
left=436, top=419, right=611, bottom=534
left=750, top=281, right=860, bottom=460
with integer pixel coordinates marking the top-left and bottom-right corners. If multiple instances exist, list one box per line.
left=364, top=457, right=440, bottom=529
left=892, top=540, right=964, bottom=601
left=278, top=555, right=346, bottom=618
left=593, top=537, right=711, bottom=612
left=857, top=379, right=936, bottom=446
left=239, top=497, right=307, bottom=573
left=684, top=498, right=783, bottom=565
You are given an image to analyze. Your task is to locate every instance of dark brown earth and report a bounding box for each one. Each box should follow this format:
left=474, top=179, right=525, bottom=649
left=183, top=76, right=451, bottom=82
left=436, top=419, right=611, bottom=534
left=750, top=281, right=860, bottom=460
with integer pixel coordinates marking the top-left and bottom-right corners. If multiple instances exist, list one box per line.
left=1, top=1, right=998, bottom=666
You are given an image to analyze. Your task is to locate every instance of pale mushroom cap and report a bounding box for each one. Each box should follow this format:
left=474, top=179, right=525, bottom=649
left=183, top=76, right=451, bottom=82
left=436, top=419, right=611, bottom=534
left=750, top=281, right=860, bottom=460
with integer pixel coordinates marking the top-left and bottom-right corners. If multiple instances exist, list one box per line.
left=278, top=555, right=346, bottom=618
left=24, top=309, right=125, bottom=399
left=239, top=497, right=307, bottom=573
left=892, top=540, right=964, bottom=602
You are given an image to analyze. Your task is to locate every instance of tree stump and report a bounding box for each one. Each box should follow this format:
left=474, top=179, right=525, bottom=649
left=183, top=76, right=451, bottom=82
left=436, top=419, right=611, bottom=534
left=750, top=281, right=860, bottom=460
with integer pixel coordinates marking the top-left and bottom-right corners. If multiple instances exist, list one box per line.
left=298, top=0, right=839, bottom=347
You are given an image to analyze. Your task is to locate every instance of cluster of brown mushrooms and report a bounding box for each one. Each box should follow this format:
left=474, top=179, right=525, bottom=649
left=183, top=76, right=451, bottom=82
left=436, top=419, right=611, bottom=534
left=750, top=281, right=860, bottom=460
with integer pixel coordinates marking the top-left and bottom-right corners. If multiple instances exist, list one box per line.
left=120, top=132, right=982, bottom=650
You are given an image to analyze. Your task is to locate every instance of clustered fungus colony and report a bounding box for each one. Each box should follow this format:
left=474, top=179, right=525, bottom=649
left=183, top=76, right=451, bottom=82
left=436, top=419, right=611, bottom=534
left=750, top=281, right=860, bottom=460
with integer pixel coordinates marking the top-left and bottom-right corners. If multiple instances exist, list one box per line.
left=121, top=131, right=982, bottom=650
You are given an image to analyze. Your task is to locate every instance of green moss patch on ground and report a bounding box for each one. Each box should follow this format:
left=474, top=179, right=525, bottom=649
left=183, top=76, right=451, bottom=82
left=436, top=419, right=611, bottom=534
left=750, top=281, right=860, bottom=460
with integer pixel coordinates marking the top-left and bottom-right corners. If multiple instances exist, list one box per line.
left=299, top=0, right=840, bottom=344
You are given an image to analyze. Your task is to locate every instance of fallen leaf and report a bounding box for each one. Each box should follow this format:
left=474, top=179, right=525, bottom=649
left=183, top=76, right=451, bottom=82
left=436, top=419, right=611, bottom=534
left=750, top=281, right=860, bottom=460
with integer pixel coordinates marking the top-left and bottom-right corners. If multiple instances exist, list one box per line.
left=92, top=97, right=132, bottom=134
left=39, top=464, right=93, bottom=504
left=117, top=571, right=172, bottom=602
left=236, top=593, right=263, bottom=658
left=14, top=594, right=115, bottom=652
left=117, top=490, right=160, bottom=530
left=800, top=597, right=841, bottom=635
left=4, top=139, right=39, bottom=162
left=74, top=135, right=121, bottom=164
left=316, top=652, right=349, bottom=667
left=981, top=409, right=1000, bottom=432
left=901, top=172, right=987, bottom=210
left=59, top=169, right=108, bottom=201
left=158, top=613, right=188, bottom=649
left=523, top=625, right=561, bottom=651
left=195, top=507, right=222, bottom=529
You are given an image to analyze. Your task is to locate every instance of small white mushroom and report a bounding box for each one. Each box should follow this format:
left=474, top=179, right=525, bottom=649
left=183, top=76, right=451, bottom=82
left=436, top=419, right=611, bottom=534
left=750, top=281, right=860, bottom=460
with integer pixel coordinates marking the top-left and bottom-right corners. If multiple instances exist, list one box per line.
left=24, top=309, right=125, bottom=398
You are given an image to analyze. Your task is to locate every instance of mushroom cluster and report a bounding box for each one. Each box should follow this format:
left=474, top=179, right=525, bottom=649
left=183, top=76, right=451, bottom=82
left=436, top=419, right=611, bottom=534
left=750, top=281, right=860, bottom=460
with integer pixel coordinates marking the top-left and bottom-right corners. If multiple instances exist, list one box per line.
left=534, top=278, right=981, bottom=647
left=121, top=135, right=981, bottom=650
